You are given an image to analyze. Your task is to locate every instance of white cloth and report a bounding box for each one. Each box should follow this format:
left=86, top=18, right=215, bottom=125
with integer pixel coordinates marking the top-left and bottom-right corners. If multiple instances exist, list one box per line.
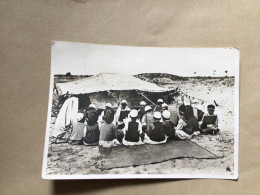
left=175, top=129, right=192, bottom=139
left=122, top=137, right=144, bottom=146
left=99, top=139, right=120, bottom=148
left=52, top=97, right=79, bottom=138
left=143, top=133, right=167, bottom=145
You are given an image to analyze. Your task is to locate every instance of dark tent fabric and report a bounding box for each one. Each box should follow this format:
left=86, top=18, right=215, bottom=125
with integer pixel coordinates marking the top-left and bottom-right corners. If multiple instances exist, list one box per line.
left=99, top=140, right=218, bottom=170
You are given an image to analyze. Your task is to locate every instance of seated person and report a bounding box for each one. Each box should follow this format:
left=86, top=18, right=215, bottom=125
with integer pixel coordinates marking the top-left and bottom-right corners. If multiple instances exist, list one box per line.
left=141, top=105, right=153, bottom=132
left=184, top=105, right=200, bottom=135
left=162, top=110, right=176, bottom=140
left=143, top=111, right=167, bottom=144
left=69, top=113, right=86, bottom=145
left=199, top=104, right=219, bottom=134
left=175, top=106, right=200, bottom=140
left=99, top=119, right=119, bottom=148
left=82, top=104, right=100, bottom=145
left=98, top=103, right=115, bottom=126
left=122, top=109, right=144, bottom=146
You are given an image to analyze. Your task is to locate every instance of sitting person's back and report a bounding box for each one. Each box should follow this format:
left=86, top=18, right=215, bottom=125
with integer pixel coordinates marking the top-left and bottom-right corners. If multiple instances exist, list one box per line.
left=99, top=122, right=117, bottom=141
left=123, top=110, right=144, bottom=145
left=86, top=104, right=99, bottom=126
left=125, top=120, right=140, bottom=142
left=83, top=123, right=100, bottom=145
left=162, top=110, right=176, bottom=139
left=69, top=113, right=86, bottom=144
left=146, top=112, right=165, bottom=142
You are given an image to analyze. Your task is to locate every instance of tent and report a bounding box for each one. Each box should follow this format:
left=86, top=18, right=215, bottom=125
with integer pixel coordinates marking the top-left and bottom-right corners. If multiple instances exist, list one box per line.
left=55, top=73, right=175, bottom=109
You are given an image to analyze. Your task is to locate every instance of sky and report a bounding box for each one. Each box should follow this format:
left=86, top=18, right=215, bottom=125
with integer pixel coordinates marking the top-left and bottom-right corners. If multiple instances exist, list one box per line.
left=51, top=41, right=239, bottom=77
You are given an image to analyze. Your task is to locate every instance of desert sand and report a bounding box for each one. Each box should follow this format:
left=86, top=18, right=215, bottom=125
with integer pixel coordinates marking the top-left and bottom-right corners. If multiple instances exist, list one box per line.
left=46, top=77, right=235, bottom=177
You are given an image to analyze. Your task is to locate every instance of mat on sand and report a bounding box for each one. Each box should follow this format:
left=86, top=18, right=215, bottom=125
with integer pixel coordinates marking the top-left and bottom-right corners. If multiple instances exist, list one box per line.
left=99, top=140, right=218, bottom=170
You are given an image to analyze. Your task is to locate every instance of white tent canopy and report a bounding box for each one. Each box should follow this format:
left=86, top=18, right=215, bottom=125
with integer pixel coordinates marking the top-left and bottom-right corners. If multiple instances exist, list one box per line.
left=56, top=72, right=169, bottom=95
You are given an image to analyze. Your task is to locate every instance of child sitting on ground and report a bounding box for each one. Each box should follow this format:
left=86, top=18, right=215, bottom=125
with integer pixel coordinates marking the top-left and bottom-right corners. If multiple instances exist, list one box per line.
left=199, top=104, right=219, bottom=134
left=122, top=109, right=144, bottom=146
left=69, top=113, right=86, bottom=145
left=143, top=111, right=167, bottom=144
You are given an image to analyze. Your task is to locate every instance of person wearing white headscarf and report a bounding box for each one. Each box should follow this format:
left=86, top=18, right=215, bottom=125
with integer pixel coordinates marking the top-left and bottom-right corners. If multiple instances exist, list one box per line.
left=122, top=109, right=144, bottom=146
left=143, top=112, right=167, bottom=144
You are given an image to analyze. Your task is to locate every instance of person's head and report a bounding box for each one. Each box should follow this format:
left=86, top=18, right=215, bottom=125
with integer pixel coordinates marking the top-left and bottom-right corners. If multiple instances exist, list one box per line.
left=157, top=99, right=163, bottom=106
left=129, top=109, right=138, bottom=122
left=121, top=100, right=127, bottom=109
left=153, top=111, right=162, bottom=121
left=140, top=101, right=146, bottom=107
left=162, top=110, right=171, bottom=121
left=88, top=104, right=96, bottom=110
left=144, top=105, right=152, bottom=113
left=179, top=104, right=186, bottom=120
left=105, top=103, right=112, bottom=110
left=207, top=104, right=215, bottom=115
left=162, top=103, right=168, bottom=110
left=77, top=113, right=85, bottom=123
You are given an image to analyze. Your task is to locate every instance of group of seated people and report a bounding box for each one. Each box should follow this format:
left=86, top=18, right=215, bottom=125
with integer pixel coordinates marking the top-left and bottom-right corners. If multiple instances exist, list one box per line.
left=55, top=98, right=219, bottom=147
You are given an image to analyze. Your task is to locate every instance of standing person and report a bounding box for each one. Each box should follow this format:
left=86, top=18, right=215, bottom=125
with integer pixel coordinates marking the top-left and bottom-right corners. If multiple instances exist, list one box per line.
left=115, top=100, right=131, bottom=128
left=122, top=109, right=144, bottom=146
left=138, top=101, right=146, bottom=121
left=69, top=113, right=86, bottom=145
left=154, top=99, right=164, bottom=112
left=199, top=104, right=219, bottom=134
left=98, top=103, right=115, bottom=126
left=141, top=105, right=153, bottom=132
left=83, top=104, right=100, bottom=145
left=162, top=110, right=176, bottom=140
left=143, top=112, right=167, bottom=144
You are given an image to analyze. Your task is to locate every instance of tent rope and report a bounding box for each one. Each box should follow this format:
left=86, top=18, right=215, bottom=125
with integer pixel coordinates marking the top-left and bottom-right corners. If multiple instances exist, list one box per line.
left=178, top=90, right=205, bottom=104
left=135, top=90, right=156, bottom=106
left=107, top=90, right=120, bottom=102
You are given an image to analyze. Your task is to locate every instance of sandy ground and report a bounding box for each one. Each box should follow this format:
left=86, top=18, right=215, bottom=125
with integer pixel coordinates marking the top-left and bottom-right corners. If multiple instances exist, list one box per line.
left=46, top=77, right=235, bottom=177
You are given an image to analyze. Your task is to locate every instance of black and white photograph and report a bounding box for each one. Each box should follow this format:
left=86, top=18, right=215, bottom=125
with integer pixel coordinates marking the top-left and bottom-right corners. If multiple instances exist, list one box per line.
left=42, top=41, right=239, bottom=179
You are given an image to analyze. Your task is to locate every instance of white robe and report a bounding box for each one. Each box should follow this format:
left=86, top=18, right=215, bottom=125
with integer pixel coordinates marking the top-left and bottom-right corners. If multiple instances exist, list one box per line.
left=52, top=97, right=79, bottom=138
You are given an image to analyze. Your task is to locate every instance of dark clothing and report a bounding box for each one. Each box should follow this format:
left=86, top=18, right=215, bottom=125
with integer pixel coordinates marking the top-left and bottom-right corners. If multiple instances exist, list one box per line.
left=154, top=105, right=163, bottom=112
left=163, top=120, right=176, bottom=139
left=125, top=121, right=140, bottom=142
left=138, top=107, right=146, bottom=121
left=86, top=109, right=99, bottom=125
left=183, top=116, right=199, bottom=135
left=103, top=109, right=115, bottom=124
left=118, top=110, right=130, bottom=122
left=147, top=121, right=165, bottom=142
left=100, top=123, right=117, bottom=141
left=197, top=109, right=204, bottom=122
left=84, top=123, right=100, bottom=144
